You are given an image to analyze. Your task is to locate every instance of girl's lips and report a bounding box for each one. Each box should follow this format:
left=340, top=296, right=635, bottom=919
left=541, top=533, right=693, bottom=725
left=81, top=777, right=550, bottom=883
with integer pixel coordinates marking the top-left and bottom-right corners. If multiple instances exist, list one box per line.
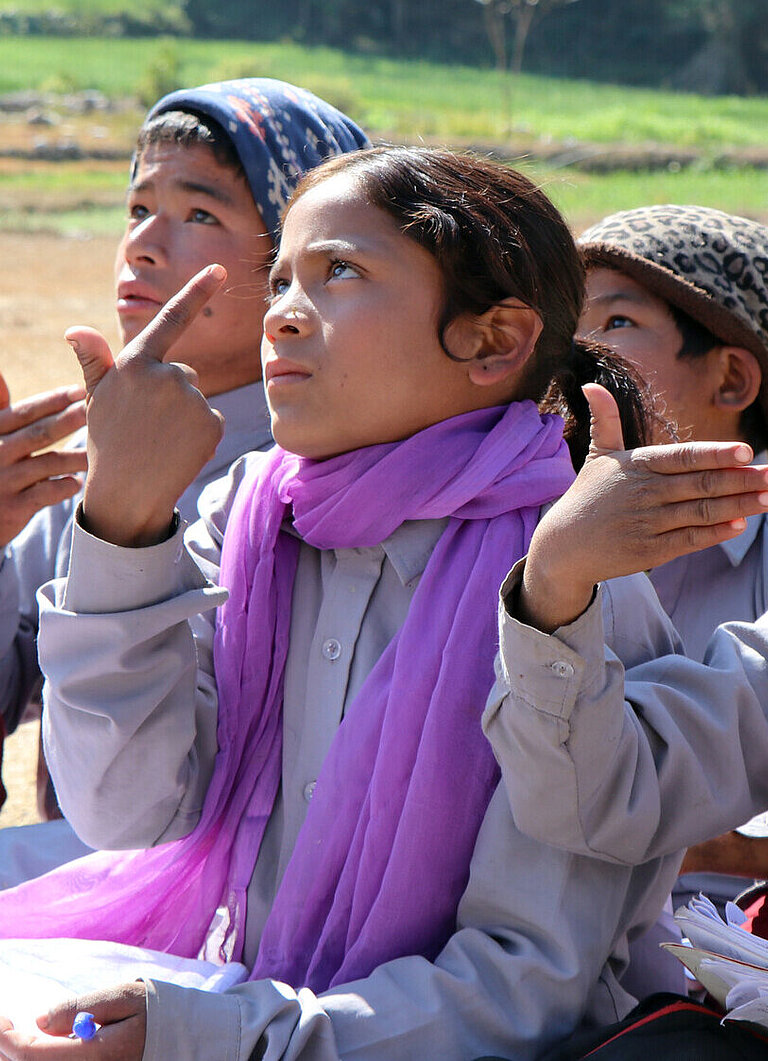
left=264, top=360, right=312, bottom=386
left=265, top=373, right=312, bottom=390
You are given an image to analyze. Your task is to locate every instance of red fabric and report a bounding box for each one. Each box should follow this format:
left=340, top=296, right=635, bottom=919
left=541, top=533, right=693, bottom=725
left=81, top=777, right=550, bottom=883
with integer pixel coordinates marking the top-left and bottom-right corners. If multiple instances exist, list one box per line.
left=742, top=890, right=768, bottom=938
left=582, top=1000, right=728, bottom=1057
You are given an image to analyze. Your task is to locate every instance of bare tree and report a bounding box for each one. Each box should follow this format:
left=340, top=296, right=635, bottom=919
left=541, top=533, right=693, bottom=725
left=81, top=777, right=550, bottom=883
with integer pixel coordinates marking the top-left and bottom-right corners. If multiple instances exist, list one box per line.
left=474, top=0, right=581, bottom=73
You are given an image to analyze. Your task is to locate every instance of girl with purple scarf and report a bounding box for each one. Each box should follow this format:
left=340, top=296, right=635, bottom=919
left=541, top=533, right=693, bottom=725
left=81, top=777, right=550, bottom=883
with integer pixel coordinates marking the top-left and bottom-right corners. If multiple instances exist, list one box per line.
left=0, top=149, right=663, bottom=1061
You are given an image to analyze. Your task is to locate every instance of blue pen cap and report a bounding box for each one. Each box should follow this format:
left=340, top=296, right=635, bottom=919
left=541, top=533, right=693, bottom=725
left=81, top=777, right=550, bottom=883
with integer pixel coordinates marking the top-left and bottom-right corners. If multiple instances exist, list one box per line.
left=72, top=1011, right=97, bottom=1040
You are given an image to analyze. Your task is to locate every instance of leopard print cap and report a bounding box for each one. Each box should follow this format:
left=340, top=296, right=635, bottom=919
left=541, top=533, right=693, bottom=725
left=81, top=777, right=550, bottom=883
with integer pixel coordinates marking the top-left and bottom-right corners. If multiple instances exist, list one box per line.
left=578, top=205, right=768, bottom=371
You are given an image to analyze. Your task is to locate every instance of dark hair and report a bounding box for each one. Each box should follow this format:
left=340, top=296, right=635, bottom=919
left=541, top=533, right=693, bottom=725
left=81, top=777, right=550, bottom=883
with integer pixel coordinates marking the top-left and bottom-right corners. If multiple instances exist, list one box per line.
left=134, top=110, right=247, bottom=184
left=670, top=303, right=768, bottom=450
left=539, top=340, right=658, bottom=468
left=287, top=146, right=652, bottom=465
left=670, top=303, right=720, bottom=361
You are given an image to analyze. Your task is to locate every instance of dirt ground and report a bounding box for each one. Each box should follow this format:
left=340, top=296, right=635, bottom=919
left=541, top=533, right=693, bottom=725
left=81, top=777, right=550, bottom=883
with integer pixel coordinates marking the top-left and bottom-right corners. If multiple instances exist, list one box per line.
left=0, top=230, right=120, bottom=829
left=0, top=231, right=120, bottom=398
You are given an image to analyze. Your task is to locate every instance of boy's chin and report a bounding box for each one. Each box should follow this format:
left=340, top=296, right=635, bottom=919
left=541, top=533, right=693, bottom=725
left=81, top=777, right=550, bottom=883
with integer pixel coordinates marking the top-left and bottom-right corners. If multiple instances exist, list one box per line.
left=118, top=318, right=155, bottom=347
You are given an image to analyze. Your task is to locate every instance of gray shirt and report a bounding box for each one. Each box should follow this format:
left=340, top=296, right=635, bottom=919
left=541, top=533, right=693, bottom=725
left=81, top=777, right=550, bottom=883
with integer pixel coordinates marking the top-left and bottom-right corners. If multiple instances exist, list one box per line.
left=37, top=457, right=682, bottom=1061
left=0, top=381, right=271, bottom=733
left=484, top=560, right=768, bottom=867
left=650, top=511, right=768, bottom=663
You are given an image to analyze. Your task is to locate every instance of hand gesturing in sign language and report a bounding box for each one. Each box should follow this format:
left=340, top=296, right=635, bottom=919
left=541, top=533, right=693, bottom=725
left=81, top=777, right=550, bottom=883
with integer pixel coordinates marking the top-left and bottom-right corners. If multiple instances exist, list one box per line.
left=518, top=383, right=768, bottom=634
left=66, top=265, right=228, bottom=548
left=0, top=374, right=86, bottom=550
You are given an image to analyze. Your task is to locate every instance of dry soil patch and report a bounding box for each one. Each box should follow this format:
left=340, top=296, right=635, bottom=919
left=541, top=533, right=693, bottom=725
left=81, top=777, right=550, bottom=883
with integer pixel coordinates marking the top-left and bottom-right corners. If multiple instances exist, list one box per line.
left=0, top=230, right=120, bottom=828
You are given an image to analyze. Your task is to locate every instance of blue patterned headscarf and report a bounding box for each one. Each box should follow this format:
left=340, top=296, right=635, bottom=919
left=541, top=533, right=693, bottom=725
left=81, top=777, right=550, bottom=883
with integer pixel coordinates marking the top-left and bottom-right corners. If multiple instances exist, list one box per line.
left=144, top=78, right=370, bottom=239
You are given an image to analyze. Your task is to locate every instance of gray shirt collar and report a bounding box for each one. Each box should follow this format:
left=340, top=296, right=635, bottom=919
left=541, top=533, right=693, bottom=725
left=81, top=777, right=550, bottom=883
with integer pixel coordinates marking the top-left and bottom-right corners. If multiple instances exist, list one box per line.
left=719, top=449, right=768, bottom=568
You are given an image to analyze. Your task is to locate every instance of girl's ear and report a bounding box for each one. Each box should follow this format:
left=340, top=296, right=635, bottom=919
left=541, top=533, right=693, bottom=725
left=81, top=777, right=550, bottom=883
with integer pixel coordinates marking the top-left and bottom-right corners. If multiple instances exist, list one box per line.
left=445, top=302, right=543, bottom=388
left=714, top=346, right=762, bottom=413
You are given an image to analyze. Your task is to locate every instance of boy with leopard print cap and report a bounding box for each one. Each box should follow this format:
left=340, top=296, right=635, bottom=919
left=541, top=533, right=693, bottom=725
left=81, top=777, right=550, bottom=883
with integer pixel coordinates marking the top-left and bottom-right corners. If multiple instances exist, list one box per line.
left=578, top=204, right=768, bottom=660
left=577, top=204, right=768, bottom=922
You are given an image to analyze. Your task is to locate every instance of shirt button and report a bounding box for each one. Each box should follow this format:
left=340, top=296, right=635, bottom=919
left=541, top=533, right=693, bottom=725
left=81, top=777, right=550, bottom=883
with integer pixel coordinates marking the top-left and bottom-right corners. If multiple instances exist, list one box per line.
left=303, top=781, right=317, bottom=802
left=321, top=638, right=342, bottom=661
left=550, top=660, right=574, bottom=679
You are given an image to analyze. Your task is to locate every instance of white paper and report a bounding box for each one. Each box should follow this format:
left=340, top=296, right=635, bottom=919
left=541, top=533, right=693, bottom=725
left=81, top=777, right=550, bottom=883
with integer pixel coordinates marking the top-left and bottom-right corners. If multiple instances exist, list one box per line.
left=673, top=894, right=768, bottom=970
left=736, top=811, right=768, bottom=838
left=662, top=894, right=768, bottom=1031
left=0, top=938, right=248, bottom=1037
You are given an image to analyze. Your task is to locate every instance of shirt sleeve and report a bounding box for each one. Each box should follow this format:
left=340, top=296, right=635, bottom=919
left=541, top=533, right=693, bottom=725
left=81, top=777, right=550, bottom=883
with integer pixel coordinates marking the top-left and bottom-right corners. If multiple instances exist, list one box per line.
left=36, top=461, right=255, bottom=850
left=484, top=558, right=768, bottom=866
left=140, top=783, right=655, bottom=1061
left=0, top=497, right=76, bottom=733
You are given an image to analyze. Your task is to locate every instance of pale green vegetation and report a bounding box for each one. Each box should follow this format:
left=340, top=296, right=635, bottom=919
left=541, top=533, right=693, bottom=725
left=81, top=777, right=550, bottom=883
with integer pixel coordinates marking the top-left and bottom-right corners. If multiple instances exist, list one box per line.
left=0, top=36, right=765, bottom=234
left=0, top=36, right=767, bottom=149
left=0, top=202, right=121, bottom=234
left=537, top=167, right=768, bottom=233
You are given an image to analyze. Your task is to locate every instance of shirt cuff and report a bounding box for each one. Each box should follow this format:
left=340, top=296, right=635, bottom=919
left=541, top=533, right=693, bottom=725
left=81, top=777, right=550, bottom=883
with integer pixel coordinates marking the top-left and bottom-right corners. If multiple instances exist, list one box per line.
left=62, top=509, right=209, bottom=614
left=492, top=557, right=608, bottom=727
left=144, top=979, right=241, bottom=1061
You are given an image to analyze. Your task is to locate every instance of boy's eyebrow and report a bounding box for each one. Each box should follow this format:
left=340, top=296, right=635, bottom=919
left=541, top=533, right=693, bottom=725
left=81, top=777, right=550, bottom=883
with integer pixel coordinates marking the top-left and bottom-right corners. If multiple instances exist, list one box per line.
left=129, top=176, right=237, bottom=207
left=589, top=288, right=654, bottom=308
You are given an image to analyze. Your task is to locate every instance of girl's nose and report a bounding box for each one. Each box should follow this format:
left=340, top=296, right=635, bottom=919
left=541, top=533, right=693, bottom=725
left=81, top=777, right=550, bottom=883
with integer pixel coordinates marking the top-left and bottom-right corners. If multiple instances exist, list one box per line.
left=263, top=300, right=310, bottom=339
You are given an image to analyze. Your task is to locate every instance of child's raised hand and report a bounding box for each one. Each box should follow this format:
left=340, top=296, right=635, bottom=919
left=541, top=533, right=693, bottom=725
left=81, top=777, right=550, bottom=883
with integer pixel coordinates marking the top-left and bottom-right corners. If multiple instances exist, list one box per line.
left=0, top=371, right=87, bottom=548
left=0, top=982, right=146, bottom=1059
left=518, top=383, right=768, bottom=633
left=66, top=265, right=227, bottom=548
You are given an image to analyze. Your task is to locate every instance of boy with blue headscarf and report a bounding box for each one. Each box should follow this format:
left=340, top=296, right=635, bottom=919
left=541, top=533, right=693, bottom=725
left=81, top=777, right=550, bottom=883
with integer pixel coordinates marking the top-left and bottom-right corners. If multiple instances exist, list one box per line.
left=0, top=78, right=367, bottom=866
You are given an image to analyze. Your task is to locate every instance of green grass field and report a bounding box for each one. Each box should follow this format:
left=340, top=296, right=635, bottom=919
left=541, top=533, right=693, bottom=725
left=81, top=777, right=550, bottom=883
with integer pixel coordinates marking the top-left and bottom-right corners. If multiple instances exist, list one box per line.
left=0, top=35, right=765, bottom=233
left=539, top=166, right=768, bottom=230
left=1, top=35, right=768, bottom=149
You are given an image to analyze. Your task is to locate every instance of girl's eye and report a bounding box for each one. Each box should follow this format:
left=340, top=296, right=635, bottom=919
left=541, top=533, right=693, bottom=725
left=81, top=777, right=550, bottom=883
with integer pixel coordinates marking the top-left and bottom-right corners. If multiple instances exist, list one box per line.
left=128, top=203, right=149, bottom=222
left=268, top=277, right=290, bottom=302
left=605, top=315, right=635, bottom=331
left=329, top=260, right=357, bottom=280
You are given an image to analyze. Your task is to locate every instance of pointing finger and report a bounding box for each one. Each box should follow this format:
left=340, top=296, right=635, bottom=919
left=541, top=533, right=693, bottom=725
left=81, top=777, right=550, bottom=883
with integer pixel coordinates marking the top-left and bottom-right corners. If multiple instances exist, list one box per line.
left=124, top=264, right=226, bottom=366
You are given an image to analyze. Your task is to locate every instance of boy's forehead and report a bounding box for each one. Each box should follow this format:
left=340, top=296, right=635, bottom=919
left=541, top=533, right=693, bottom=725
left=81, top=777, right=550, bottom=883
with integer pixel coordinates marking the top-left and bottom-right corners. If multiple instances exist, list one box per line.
left=589, top=267, right=649, bottom=301
left=132, top=140, right=251, bottom=199
left=133, top=139, right=223, bottom=181
left=586, top=266, right=664, bottom=308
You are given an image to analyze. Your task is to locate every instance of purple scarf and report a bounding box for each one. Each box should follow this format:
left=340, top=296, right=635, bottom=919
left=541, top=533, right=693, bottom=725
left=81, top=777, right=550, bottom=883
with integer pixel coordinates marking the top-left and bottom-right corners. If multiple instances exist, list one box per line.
left=0, top=402, right=573, bottom=992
